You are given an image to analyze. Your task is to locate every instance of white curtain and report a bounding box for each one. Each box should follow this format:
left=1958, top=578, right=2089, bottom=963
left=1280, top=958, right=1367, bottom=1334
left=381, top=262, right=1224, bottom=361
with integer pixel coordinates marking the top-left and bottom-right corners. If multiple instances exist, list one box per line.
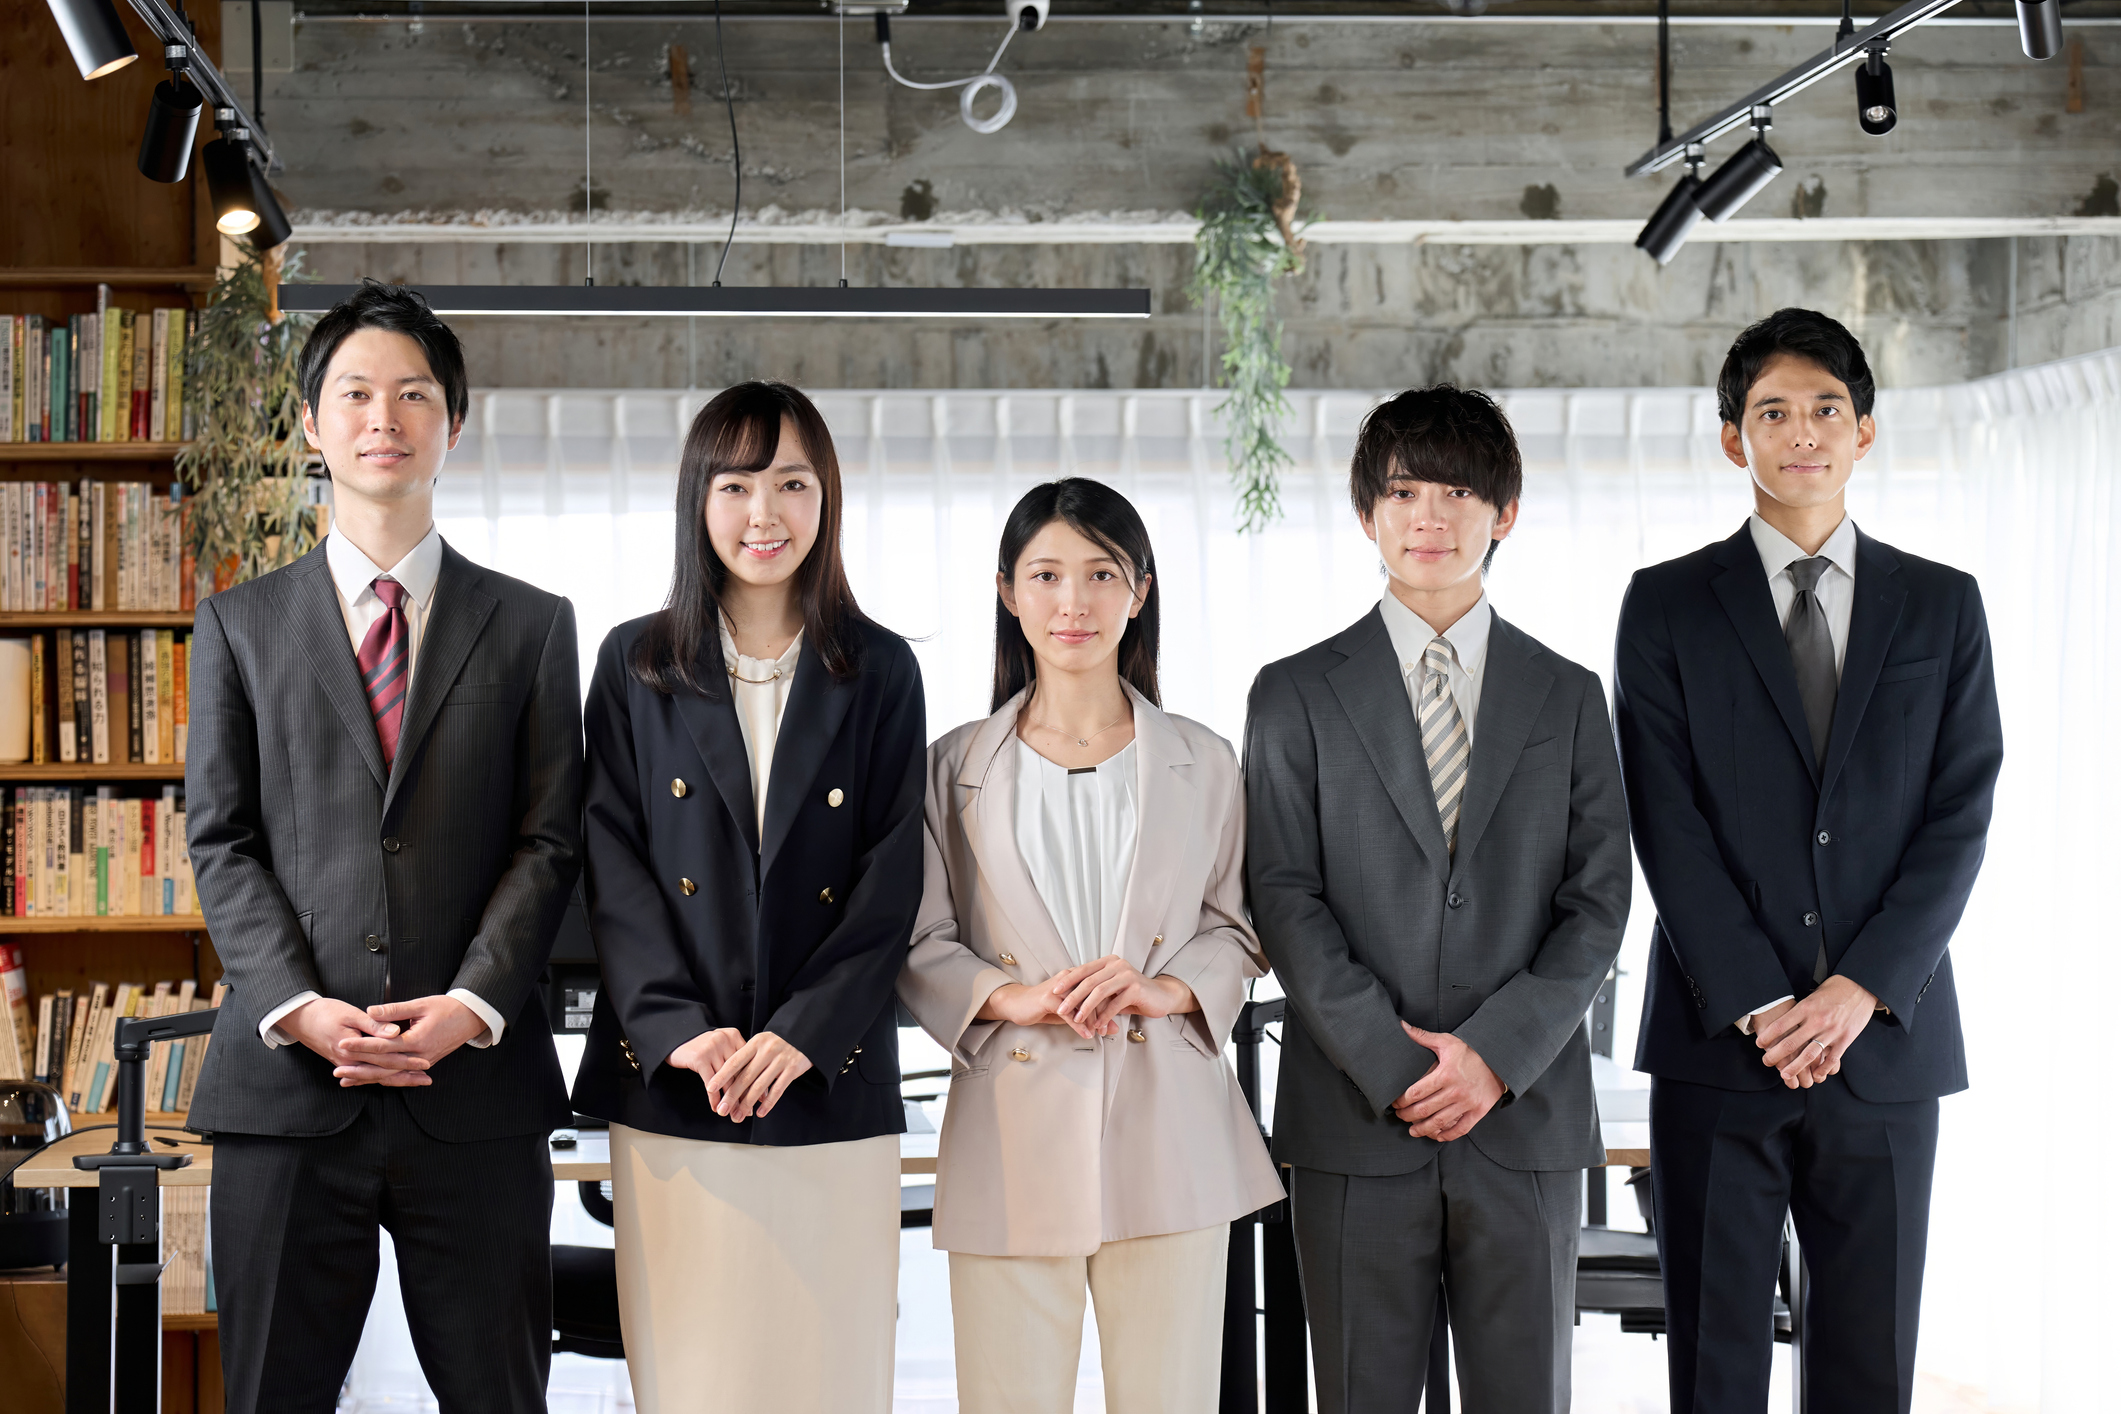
left=437, top=352, right=2119, bottom=1413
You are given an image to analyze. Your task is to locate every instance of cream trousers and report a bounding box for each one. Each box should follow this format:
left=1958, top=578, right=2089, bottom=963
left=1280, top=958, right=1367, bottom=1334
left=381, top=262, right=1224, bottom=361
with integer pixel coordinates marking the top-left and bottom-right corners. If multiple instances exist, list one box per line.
left=609, top=1126, right=899, bottom=1414
left=947, top=1224, right=1231, bottom=1414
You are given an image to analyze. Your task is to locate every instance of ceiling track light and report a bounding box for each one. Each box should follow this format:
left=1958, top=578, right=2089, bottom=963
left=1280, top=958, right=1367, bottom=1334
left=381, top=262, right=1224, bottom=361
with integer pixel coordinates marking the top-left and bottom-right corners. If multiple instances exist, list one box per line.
left=138, top=43, right=202, bottom=183
left=203, top=109, right=291, bottom=250
left=44, top=0, right=138, bottom=80
left=1636, top=144, right=1706, bottom=266
left=278, top=285, right=1151, bottom=320
left=1855, top=44, right=1897, bottom=135
left=2016, top=0, right=2063, bottom=60
left=1694, top=106, right=1784, bottom=223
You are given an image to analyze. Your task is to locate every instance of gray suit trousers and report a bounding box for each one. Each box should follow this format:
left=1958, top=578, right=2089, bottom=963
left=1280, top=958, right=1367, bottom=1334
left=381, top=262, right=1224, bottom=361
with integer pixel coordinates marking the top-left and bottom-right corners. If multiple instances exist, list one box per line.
left=1291, top=1145, right=1581, bottom=1414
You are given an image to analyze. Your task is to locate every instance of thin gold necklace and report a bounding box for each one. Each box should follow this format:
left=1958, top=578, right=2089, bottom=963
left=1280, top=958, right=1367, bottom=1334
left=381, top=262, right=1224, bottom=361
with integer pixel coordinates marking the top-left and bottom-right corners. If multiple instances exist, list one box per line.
left=1028, top=710, right=1130, bottom=749
left=728, top=662, right=784, bottom=685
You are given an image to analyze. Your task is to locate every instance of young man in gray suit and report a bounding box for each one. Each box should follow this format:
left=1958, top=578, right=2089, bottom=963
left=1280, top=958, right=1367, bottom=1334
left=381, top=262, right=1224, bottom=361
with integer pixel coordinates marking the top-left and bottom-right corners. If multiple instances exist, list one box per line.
left=186, top=283, right=582, bottom=1412
left=1245, top=386, right=1631, bottom=1414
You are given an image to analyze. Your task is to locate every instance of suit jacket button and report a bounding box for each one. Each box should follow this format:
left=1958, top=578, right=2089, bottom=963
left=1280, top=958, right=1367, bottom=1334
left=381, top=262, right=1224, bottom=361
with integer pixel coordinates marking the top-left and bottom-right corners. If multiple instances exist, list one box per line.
left=1447, top=893, right=1463, bottom=908
left=1010, top=1047, right=1031, bottom=1062
left=999, top=953, right=1016, bottom=965
left=827, top=788, right=844, bottom=807
left=1151, top=934, right=1163, bottom=946
left=1128, top=1029, right=1147, bottom=1043
left=365, top=934, right=382, bottom=952
left=381, top=836, right=401, bottom=854
left=819, top=887, right=835, bottom=904
left=671, top=778, right=689, bottom=798
left=680, top=877, right=697, bottom=896
left=1803, top=911, right=1820, bottom=927
left=1816, top=831, right=1831, bottom=846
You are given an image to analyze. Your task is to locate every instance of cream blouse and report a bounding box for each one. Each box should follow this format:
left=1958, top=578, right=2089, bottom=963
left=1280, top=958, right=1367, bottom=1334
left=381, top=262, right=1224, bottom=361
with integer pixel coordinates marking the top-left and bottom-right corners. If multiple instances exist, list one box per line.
left=721, top=623, right=801, bottom=843
left=1011, top=738, right=1139, bottom=967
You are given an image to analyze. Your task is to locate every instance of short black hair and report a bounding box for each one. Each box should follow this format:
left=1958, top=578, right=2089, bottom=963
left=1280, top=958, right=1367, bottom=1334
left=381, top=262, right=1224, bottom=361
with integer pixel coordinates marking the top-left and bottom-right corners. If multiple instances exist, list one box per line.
left=297, top=279, right=469, bottom=429
left=1349, top=385, right=1523, bottom=571
left=1716, top=307, right=1876, bottom=426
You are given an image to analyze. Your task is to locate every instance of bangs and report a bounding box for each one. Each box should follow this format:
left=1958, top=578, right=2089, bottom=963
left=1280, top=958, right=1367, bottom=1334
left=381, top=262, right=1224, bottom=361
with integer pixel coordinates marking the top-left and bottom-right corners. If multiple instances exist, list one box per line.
left=706, top=397, right=788, bottom=477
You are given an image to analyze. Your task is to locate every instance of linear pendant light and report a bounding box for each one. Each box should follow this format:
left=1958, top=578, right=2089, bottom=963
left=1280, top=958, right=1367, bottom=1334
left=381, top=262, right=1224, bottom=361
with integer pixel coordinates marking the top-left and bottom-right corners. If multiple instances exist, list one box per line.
left=278, top=284, right=1150, bottom=319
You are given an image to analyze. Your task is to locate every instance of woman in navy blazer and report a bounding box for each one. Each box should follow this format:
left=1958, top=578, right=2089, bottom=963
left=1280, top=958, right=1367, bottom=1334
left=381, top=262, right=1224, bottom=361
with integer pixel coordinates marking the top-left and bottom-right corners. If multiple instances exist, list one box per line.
left=570, top=381, right=926, bottom=1414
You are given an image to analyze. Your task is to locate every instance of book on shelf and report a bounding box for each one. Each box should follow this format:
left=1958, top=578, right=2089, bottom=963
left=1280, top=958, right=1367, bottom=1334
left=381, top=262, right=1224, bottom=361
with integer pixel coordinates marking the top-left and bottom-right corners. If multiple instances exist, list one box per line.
left=2, top=785, right=198, bottom=919
left=163, top=1185, right=209, bottom=1315
left=0, top=630, right=192, bottom=766
left=0, top=940, right=29, bottom=1079
left=0, top=301, right=195, bottom=446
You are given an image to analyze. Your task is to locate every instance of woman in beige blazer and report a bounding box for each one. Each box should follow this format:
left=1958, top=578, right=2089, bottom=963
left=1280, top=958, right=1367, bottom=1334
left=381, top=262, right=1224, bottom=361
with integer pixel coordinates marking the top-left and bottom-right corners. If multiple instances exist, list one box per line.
left=900, top=477, right=1285, bottom=1414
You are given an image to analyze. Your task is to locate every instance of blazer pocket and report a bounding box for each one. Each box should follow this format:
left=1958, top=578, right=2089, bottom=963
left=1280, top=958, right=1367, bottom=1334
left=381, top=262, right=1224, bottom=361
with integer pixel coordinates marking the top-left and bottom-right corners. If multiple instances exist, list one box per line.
left=298, top=911, right=314, bottom=943
left=444, top=682, right=525, bottom=706
left=1511, top=737, right=1561, bottom=774
left=1875, top=658, right=1939, bottom=684
left=1167, top=1012, right=1218, bottom=1058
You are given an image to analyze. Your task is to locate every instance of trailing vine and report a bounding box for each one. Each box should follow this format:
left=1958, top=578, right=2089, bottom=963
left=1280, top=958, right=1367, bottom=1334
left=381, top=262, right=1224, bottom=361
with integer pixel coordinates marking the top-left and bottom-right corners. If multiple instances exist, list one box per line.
left=1189, top=148, right=1310, bottom=532
left=177, top=248, right=322, bottom=592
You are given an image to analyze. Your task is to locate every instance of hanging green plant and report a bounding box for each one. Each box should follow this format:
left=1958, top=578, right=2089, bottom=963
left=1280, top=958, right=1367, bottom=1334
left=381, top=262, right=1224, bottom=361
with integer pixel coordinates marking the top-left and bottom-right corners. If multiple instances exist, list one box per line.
left=177, top=248, right=322, bottom=593
left=1189, top=146, right=1310, bottom=533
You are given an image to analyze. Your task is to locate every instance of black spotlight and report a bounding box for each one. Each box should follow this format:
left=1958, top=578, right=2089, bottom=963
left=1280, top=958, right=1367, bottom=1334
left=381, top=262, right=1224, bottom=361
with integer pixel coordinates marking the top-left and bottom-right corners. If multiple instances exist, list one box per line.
left=244, top=171, right=293, bottom=251
left=203, top=130, right=261, bottom=237
left=1695, top=124, right=1784, bottom=223
left=1636, top=159, right=1705, bottom=266
left=138, top=49, right=203, bottom=183
left=2016, top=0, right=2063, bottom=60
left=44, top=0, right=138, bottom=80
left=1855, top=49, right=1896, bottom=136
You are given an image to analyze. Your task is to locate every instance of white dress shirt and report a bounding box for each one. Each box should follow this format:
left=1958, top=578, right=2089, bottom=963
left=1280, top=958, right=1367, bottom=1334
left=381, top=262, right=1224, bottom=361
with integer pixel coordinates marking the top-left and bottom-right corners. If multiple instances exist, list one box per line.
left=721, top=623, right=802, bottom=842
left=1734, top=512, right=1861, bottom=1033
left=1379, top=589, right=1493, bottom=743
left=1012, top=738, right=1139, bottom=968
left=259, top=529, right=507, bottom=1052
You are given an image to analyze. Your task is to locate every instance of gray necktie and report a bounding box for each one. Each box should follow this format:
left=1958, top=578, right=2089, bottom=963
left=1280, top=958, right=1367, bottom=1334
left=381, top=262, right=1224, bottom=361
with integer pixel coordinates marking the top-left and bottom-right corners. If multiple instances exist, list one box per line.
left=1784, top=556, right=1838, bottom=769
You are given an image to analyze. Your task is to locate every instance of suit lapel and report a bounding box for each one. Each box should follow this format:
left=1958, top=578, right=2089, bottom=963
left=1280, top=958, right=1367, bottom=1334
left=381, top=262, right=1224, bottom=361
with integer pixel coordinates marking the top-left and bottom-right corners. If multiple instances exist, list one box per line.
left=1709, top=525, right=1821, bottom=781
left=1110, top=688, right=1195, bottom=971
left=1819, top=531, right=1909, bottom=798
left=275, top=544, right=389, bottom=792
left=383, top=545, right=497, bottom=817
left=1325, top=609, right=1452, bottom=871
left=671, top=633, right=761, bottom=857
left=1450, top=616, right=1555, bottom=869
left=760, top=640, right=855, bottom=881
left=956, top=693, right=1077, bottom=980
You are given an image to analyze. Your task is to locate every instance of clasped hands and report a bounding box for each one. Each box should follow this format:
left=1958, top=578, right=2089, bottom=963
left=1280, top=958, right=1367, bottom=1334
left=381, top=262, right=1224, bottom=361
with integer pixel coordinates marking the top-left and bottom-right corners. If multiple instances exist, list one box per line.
left=1392, top=1022, right=1506, bottom=1143
left=979, top=954, right=1198, bottom=1041
left=285, top=995, right=489, bottom=1089
left=1751, top=975, right=1880, bottom=1089
left=670, top=1028, right=814, bottom=1122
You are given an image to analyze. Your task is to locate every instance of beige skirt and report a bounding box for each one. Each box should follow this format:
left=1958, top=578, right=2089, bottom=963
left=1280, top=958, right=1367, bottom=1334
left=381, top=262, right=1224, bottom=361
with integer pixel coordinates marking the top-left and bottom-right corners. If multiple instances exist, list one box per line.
left=609, top=1125, right=900, bottom=1414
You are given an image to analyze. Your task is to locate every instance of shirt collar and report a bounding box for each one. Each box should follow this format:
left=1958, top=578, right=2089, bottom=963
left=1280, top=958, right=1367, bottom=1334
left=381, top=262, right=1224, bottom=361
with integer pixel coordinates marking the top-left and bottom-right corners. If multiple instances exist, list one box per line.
left=1748, top=512, right=1858, bottom=584
left=1379, top=589, right=1492, bottom=677
left=326, top=526, right=443, bottom=611
left=718, top=616, right=803, bottom=671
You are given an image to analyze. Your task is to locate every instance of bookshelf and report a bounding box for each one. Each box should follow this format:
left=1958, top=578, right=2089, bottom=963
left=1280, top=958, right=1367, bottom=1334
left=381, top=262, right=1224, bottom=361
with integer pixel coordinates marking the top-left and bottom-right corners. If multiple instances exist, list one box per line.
left=0, top=917, right=201, bottom=934
left=0, top=268, right=216, bottom=293
left=0, top=611, right=193, bottom=628
left=0, top=444, right=191, bottom=463
left=2, top=763, right=184, bottom=780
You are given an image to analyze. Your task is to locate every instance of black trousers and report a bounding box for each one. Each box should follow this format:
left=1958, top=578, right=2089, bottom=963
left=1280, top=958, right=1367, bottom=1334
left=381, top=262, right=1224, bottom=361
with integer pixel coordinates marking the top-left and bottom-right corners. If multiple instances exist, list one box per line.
left=1650, top=1073, right=1939, bottom=1414
left=209, top=1086, right=554, bottom=1414
left=1290, top=1143, right=1582, bottom=1414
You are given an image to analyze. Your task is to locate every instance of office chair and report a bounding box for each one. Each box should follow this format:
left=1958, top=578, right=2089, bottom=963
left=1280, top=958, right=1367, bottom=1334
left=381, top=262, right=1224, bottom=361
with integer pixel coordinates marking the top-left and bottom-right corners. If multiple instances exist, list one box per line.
left=552, top=1180, right=624, bottom=1361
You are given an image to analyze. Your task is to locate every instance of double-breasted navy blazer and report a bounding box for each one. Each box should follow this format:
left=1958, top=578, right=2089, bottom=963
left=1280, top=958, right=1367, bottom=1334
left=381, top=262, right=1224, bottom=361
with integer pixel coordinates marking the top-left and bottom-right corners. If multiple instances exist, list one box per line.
left=1614, top=523, right=2003, bottom=1102
left=569, top=613, right=927, bottom=1145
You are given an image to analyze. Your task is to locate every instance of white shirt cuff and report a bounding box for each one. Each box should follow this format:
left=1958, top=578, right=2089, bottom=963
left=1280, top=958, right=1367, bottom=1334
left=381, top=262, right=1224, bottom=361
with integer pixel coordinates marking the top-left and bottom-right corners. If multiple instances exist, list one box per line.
left=260, top=991, right=321, bottom=1048
left=1734, top=996, right=1796, bottom=1035
left=449, top=989, right=506, bottom=1048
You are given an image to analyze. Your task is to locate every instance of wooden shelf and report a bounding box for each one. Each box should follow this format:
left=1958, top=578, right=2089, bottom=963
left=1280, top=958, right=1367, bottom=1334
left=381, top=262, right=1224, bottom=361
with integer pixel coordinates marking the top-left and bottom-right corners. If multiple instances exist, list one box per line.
left=0, top=268, right=217, bottom=292
left=162, top=1312, right=218, bottom=1331
left=0, top=611, right=194, bottom=628
left=0, top=443, right=189, bottom=462
left=0, top=763, right=184, bottom=780
left=0, top=916, right=203, bottom=933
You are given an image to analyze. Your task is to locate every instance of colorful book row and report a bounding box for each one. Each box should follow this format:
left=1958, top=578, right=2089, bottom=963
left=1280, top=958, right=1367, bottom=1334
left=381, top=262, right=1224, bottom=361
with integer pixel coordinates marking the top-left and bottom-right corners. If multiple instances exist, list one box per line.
left=2, top=785, right=197, bottom=919
left=9, top=629, right=191, bottom=767
left=0, top=300, right=197, bottom=445
left=0, top=478, right=196, bottom=612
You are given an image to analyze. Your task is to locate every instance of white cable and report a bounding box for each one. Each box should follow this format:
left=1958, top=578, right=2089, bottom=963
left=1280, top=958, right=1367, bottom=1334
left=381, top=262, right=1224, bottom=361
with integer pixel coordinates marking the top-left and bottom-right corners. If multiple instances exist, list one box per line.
left=880, top=21, right=1019, bottom=133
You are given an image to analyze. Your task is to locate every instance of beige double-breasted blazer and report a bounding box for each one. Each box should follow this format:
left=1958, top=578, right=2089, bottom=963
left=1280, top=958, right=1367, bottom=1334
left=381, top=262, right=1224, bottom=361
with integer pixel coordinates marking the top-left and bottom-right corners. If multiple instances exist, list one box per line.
left=899, top=685, right=1286, bottom=1257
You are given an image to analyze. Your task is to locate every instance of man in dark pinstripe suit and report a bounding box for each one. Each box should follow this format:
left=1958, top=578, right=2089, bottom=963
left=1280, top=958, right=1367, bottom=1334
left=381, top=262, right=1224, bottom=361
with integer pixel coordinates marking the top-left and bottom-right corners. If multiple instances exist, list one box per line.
left=185, top=283, right=582, bottom=1413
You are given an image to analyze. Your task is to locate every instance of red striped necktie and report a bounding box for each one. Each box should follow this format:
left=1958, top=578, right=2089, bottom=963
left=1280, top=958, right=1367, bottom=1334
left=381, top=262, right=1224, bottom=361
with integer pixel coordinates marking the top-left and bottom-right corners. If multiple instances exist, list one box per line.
left=358, top=577, right=412, bottom=767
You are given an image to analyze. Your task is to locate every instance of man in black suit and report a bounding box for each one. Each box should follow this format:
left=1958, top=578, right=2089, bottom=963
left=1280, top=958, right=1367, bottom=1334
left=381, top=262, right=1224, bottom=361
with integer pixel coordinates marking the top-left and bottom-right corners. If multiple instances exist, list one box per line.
left=1247, top=387, right=1631, bottom=1413
left=1615, top=308, right=2002, bottom=1413
left=187, top=283, right=582, bottom=1412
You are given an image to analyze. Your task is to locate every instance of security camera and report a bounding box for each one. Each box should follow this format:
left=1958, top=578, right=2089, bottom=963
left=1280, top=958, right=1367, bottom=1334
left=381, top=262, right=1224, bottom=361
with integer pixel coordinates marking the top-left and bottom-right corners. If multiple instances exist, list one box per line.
left=1009, top=0, right=1049, bottom=31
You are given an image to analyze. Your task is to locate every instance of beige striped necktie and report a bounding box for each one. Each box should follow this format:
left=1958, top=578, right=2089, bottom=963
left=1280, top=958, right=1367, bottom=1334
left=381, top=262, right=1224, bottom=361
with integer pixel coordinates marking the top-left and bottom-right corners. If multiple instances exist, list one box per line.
left=1419, top=638, right=1471, bottom=853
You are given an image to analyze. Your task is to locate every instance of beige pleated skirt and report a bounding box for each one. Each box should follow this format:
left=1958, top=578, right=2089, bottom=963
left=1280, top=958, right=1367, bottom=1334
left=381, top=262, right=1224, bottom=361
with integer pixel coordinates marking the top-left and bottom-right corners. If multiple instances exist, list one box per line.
left=608, top=1125, right=900, bottom=1414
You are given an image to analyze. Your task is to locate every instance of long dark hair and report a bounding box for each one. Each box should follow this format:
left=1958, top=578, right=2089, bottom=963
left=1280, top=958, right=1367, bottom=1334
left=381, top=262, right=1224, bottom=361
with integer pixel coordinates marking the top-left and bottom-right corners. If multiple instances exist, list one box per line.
left=631, top=381, right=868, bottom=697
left=991, top=478, right=1160, bottom=712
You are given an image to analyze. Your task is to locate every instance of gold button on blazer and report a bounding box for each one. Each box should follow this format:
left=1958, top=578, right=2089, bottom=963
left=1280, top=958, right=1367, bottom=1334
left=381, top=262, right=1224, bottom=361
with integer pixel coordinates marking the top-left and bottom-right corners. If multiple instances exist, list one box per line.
left=896, top=685, right=1285, bottom=1258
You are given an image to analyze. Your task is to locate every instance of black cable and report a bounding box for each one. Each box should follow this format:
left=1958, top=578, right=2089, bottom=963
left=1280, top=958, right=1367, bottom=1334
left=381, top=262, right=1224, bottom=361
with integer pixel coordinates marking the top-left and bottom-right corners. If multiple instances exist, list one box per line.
left=1656, top=0, right=1671, bottom=145
left=711, top=0, right=740, bottom=288
left=251, top=0, right=263, bottom=130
